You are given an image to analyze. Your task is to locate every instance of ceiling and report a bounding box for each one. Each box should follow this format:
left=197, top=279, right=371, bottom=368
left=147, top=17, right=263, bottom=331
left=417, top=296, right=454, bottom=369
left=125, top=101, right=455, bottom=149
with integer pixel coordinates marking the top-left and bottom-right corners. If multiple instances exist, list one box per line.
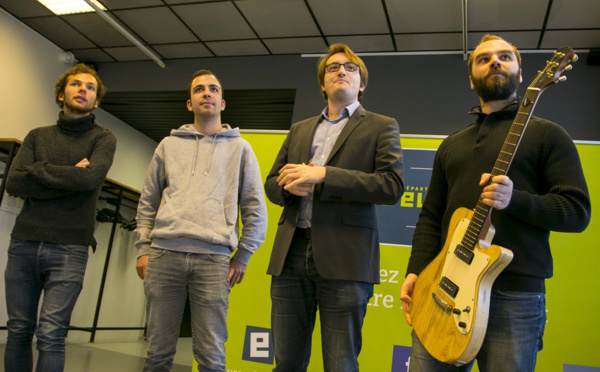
left=2, top=0, right=599, bottom=64
left=2, top=0, right=599, bottom=141
left=100, top=89, right=296, bottom=142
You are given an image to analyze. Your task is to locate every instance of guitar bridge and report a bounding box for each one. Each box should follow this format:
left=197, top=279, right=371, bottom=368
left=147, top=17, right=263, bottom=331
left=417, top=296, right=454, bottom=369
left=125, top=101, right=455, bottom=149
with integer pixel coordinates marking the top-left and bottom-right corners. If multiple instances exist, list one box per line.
left=432, top=293, right=453, bottom=313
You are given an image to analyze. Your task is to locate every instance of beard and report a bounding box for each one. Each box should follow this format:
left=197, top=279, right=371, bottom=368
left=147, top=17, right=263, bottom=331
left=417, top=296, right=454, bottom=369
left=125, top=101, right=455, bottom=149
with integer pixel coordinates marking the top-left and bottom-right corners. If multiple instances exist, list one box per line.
left=471, top=69, right=520, bottom=102
left=63, top=98, right=95, bottom=115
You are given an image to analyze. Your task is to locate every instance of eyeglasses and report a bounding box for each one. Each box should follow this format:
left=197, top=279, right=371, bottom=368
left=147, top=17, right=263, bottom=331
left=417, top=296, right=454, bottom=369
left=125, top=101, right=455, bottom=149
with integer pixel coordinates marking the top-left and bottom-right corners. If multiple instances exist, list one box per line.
left=325, top=62, right=360, bottom=73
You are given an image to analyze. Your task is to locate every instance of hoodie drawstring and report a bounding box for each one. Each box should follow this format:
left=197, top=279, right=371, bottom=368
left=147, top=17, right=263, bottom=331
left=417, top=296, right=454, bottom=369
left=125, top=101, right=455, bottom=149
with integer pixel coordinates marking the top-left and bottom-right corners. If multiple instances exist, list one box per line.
left=174, top=124, right=232, bottom=176
left=192, top=136, right=199, bottom=175
left=204, top=134, right=218, bottom=176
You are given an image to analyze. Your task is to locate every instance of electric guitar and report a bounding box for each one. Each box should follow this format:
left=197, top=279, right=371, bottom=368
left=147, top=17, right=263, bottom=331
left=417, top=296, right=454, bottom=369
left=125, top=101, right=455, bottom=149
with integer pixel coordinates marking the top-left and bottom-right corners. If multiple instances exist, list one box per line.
left=408, top=46, right=578, bottom=366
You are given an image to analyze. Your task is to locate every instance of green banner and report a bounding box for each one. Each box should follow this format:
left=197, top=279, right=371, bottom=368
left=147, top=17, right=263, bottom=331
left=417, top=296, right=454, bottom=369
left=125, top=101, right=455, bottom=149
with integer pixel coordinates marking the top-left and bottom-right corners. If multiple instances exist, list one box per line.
left=191, top=135, right=599, bottom=372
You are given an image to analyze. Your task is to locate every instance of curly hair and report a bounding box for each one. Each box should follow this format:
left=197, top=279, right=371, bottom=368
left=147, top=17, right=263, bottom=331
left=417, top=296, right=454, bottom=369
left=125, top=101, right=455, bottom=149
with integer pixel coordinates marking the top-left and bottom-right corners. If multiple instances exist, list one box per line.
left=55, top=63, right=105, bottom=108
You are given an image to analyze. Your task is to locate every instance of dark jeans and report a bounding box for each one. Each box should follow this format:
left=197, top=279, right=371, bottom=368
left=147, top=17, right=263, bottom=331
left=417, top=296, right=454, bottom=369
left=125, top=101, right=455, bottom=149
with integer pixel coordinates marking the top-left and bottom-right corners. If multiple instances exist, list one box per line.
left=270, top=230, right=374, bottom=372
left=409, top=290, right=546, bottom=372
left=4, top=239, right=89, bottom=372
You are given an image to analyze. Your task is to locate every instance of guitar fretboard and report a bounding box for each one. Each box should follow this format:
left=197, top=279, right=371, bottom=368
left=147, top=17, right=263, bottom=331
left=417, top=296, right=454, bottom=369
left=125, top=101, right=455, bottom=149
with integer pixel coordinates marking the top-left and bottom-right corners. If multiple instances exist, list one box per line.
left=461, top=87, right=541, bottom=251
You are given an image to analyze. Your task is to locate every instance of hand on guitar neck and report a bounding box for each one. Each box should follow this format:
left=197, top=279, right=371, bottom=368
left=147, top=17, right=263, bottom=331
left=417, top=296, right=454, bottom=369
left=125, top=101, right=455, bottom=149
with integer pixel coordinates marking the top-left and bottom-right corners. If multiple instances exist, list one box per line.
left=479, top=174, right=513, bottom=210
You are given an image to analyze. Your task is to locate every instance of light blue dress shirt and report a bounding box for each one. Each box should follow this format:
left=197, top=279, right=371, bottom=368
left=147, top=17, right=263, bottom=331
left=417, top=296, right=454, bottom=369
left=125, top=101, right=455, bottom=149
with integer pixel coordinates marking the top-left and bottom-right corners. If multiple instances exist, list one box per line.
left=297, top=101, right=361, bottom=228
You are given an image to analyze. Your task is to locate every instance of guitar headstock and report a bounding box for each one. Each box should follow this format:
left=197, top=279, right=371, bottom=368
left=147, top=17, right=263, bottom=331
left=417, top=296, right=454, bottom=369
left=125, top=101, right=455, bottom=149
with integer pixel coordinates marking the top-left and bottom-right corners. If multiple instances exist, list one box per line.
left=531, top=46, right=578, bottom=91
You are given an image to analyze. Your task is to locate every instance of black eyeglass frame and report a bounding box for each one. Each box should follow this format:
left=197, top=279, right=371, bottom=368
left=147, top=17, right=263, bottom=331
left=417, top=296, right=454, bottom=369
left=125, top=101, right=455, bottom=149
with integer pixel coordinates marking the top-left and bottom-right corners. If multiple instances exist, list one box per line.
left=324, top=62, right=360, bottom=73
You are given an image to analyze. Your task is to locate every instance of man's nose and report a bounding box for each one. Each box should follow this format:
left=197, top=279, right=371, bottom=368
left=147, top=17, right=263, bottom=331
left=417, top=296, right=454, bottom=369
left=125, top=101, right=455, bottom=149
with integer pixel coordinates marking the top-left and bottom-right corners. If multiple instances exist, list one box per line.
left=490, top=54, right=501, bottom=67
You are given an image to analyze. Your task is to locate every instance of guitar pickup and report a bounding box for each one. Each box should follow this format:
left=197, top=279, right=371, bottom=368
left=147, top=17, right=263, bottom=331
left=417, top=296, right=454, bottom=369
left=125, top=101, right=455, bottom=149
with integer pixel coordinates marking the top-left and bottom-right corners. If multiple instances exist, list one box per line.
left=454, top=244, right=474, bottom=265
left=440, top=276, right=459, bottom=298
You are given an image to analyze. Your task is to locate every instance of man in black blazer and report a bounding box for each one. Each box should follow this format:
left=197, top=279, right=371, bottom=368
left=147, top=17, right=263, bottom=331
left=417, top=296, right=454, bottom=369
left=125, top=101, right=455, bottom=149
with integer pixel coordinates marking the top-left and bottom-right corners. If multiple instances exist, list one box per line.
left=264, top=43, right=404, bottom=371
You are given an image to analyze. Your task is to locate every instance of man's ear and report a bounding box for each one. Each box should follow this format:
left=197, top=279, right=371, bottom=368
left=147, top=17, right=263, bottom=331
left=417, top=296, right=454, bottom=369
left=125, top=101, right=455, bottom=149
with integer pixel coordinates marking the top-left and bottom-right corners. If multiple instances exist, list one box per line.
left=519, top=68, right=523, bottom=83
left=221, top=99, right=226, bottom=111
left=469, top=76, right=475, bottom=90
left=186, top=99, right=192, bottom=112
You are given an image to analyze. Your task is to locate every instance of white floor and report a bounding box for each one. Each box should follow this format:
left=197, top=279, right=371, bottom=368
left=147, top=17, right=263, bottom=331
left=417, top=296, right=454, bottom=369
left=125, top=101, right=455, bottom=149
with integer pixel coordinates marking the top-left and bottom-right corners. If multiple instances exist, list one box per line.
left=0, top=338, right=194, bottom=372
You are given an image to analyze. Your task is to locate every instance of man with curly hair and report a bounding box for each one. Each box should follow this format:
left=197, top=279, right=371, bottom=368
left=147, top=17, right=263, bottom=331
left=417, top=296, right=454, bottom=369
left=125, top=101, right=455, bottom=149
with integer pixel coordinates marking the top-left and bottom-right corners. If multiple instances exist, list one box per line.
left=4, top=63, right=117, bottom=372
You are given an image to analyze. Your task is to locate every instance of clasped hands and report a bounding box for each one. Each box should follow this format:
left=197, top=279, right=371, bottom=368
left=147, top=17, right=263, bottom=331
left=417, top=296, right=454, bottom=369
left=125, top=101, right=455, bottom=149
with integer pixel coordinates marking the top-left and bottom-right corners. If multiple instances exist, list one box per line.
left=277, top=162, right=326, bottom=196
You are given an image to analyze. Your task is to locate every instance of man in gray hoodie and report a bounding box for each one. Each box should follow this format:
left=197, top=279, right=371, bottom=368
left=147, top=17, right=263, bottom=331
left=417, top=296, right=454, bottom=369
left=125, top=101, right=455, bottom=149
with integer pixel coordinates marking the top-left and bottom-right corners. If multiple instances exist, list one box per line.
left=135, top=70, right=268, bottom=372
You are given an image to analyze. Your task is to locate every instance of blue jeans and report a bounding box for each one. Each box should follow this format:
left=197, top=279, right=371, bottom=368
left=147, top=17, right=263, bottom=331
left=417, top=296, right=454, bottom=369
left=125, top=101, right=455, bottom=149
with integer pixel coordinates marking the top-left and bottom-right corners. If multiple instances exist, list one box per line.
left=143, top=248, right=231, bottom=372
left=408, top=290, right=546, bottom=372
left=4, top=238, right=89, bottom=372
left=270, top=231, right=374, bottom=372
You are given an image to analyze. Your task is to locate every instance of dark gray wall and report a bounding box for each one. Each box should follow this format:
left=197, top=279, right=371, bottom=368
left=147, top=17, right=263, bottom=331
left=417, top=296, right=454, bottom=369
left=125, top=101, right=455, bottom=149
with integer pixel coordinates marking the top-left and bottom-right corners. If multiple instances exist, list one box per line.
left=97, top=51, right=600, bottom=141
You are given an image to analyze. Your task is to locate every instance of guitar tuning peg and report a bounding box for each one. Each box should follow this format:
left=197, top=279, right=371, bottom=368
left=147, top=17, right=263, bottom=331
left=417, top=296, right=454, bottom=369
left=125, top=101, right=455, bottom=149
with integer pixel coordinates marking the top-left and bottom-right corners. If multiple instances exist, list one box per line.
left=558, top=76, right=567, bottom=82
left=572, top=54, right=579, bottom=63
left=564, top=64, right=573, bottom=71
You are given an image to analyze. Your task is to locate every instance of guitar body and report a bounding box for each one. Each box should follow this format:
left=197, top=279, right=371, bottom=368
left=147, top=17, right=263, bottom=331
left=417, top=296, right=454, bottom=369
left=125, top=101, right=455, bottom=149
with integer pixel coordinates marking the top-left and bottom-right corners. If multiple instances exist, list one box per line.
left=409, top=207, right=513, bottom=365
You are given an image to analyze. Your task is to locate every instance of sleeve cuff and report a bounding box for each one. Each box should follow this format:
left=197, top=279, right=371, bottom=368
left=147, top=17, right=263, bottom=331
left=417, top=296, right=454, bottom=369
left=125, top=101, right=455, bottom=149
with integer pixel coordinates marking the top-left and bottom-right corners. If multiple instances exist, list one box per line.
left=232, top=248, right=253, bottom=266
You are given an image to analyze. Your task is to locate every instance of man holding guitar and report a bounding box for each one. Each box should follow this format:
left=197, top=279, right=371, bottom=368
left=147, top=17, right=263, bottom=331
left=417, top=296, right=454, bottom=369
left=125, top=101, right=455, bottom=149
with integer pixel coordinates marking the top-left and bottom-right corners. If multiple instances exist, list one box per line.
left=400, top=35, right=591, bottom=371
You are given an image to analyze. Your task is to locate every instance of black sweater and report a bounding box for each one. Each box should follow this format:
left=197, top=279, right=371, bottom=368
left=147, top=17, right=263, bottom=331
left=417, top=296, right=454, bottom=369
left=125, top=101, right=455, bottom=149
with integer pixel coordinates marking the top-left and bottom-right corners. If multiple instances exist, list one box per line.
left=6, top=113, right=117, bottom=248
left=406, top=103, right=591, bottom=293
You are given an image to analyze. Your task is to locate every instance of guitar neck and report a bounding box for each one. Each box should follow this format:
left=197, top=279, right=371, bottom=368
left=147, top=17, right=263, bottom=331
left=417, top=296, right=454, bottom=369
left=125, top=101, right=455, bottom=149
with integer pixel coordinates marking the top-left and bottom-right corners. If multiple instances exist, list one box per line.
left=461, top=88, right=542, bottom=250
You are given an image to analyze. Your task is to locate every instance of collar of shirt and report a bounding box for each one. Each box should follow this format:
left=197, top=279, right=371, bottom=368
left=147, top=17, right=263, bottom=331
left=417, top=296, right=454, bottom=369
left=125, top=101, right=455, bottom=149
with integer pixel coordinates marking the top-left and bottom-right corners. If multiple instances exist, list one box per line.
left=320, top=101, right=360, bottom=124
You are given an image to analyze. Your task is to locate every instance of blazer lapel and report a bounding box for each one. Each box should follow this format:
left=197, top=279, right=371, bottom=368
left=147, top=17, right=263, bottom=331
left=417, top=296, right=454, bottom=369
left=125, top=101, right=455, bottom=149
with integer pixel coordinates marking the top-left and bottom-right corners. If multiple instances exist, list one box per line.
left=300, top=116, right=321, bottom=163
left=326, top=105, right=365, bottom=163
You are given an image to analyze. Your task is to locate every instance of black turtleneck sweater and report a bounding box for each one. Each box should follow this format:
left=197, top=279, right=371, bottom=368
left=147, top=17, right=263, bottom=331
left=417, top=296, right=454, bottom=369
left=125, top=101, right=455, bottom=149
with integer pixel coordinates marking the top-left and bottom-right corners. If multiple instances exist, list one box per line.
left=6, top=112, right=117, bottom=248
left=406, top=103, right=591, bottom=293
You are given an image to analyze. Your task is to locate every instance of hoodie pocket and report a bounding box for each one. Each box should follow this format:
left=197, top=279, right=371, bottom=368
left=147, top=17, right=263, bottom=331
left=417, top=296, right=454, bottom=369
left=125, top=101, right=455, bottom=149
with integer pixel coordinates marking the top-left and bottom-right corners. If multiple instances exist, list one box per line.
left=154, top=195, right=232, bottom=246
left=198, top=196, right=231, bottom=245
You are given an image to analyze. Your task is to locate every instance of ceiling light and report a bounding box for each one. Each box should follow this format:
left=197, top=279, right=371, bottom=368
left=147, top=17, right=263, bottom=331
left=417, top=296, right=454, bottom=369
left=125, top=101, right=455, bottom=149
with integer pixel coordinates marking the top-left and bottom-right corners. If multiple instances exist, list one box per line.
left=37, top=0, right=106, bottom=15
left=81, top=0, right=166, bottom=68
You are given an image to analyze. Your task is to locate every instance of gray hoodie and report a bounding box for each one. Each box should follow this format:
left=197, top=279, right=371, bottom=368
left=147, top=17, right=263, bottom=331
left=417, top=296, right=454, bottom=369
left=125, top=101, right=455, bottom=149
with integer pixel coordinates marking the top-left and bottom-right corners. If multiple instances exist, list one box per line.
left=135, top=124, right=267, bottom=265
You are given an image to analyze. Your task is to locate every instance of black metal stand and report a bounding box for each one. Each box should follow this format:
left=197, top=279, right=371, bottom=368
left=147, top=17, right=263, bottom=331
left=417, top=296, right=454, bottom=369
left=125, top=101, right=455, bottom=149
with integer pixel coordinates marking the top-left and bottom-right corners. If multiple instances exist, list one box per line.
left=0, top=139, right=21, bottom=207
left=87, top=179, right=143, bottom=341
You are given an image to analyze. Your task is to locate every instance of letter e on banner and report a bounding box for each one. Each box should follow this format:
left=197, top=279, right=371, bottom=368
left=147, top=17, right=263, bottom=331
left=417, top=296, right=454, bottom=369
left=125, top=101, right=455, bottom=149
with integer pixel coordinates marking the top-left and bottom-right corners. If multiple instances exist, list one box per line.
left=251, top=332, right=269, bottom=358
left=242, top=326, right=274, bottom=365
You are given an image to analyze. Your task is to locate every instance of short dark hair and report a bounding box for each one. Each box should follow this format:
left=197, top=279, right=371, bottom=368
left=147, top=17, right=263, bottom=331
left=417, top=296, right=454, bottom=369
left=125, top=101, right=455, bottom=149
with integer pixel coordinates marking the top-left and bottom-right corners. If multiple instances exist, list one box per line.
left=317, top=43, right=368, bottom=102
left=55, top=63, right=105, bottom=108
left=188, top=69, right=223, bottom=99
left=468, top=34, right=522, bottom=75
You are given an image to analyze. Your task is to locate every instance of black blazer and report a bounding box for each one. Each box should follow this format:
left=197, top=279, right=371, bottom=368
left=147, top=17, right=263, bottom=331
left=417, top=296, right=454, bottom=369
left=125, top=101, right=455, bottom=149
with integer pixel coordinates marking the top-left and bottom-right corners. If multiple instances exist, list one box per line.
left=264, top=105, right=404, bottom=284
